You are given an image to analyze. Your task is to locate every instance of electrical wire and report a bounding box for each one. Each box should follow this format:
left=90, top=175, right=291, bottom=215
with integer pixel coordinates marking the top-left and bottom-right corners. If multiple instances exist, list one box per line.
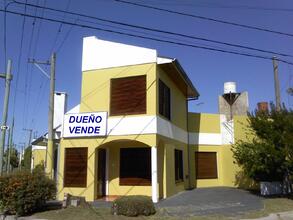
left=49, top=0, right=71, bottom=56
left=9, top=0, right=293, bottom=58
left=1, top=8, right=293, bottom=66
left=113, top=0, right=293, bottom=38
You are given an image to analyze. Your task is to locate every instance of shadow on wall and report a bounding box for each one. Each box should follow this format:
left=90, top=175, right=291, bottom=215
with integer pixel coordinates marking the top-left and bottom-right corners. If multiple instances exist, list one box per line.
left=234, top=171, right=259, bottom=190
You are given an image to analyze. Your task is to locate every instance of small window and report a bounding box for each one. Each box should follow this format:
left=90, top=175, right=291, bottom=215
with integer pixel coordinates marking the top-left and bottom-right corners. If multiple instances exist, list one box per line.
left=64, top=148, right=88, bottom=187
left=110, top=75, right=146, bottom=116
left=159, top=79, right=171, bottom=120
left=195, top=152, right=218, bottom=179
left=120, top=148, right=151, bottom=186
left=175, top=149, right=183, bottom=182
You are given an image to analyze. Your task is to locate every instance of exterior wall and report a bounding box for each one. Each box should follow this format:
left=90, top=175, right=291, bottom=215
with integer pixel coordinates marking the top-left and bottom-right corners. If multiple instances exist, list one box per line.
left=32, top=149, right=46, bottom=168
left=219, top=92, right=249, bottom=121
left=188, top=113, right=250, bottom=189
left=80, top=63, right=157, bottom=115
left=157, top=66, right=187, bottom=131
left=158, top=135, right=189, bottom=198
left=57, top=134, right=156, bottom=201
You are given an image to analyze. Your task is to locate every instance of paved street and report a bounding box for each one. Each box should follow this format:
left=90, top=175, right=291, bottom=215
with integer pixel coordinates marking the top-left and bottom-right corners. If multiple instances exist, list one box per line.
left=157, top=187, right=264, bottom=217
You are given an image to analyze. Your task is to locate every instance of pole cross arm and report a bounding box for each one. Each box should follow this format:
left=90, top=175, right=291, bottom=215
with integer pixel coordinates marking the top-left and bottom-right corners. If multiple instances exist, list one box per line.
left=0, top=73, right=13, bottom=80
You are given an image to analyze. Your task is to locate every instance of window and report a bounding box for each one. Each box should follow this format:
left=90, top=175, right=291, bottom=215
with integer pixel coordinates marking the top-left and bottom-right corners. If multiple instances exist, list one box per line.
left=159, top=79, right=171, bottom=120
left=64, top=148, right=88, bottom=187
left=195, top=152, right=218, bottom=179
left=120, top=148, right=151, bottom=186
left=175, top=149, right=183, bottom=182
left=110, top=75, right=146, bottom=116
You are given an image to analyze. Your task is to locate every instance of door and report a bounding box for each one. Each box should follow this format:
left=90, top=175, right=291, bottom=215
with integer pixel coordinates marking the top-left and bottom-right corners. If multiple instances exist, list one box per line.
left=98, top=148, right=106, bottom=197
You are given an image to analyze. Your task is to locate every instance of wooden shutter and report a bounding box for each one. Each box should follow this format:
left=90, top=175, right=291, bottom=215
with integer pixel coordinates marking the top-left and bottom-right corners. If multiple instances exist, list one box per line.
left=64, top=148, right=88, bottom=187
left=110, top=75, right=146, bottom=116
left=175, top=149, right=183, bottom=182
left=159, top=79, right=171, bottom=120
left=195, top=152, right=218, bottom=179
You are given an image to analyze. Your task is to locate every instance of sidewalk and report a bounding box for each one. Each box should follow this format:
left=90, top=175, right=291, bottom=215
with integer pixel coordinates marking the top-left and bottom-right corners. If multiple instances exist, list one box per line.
left=241, top=211, right=293, bottom=220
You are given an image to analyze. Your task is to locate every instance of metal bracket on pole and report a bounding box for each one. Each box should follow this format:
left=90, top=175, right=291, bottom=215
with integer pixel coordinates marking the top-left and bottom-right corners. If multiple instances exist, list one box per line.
left=28, top=59, right=51, bottom=79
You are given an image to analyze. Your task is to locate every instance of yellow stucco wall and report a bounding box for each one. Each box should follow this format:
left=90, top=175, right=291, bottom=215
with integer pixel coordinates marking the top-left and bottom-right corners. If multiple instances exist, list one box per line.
left=188, top=113, right=221, bottom=133
left=57, top=134, right=157, bottom=201
left=32, top=149, right=46, bottom=168
left=80, top=63, right=157, bottom=115
left=157, top=66, right=187, bottom=131
left=188, top=114, right=251, bottom=189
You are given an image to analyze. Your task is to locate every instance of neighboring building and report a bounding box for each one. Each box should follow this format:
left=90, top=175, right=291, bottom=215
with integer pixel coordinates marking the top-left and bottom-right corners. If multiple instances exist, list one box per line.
left=33, top=37, right=251, bottom=203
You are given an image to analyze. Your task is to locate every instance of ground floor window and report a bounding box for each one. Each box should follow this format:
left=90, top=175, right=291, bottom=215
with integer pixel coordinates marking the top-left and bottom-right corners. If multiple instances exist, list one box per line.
left=120, top=147, right=151, bottom=186
left=175, top=149, right=183, bottom=182
left=64, top=147, right=88, bottom=187
left=195, top=152, right=218, bottom=179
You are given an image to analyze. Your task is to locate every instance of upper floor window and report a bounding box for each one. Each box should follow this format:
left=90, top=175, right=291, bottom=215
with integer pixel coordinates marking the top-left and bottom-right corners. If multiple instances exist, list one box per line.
left=159, top=79, right=171, bottom=120
left=110, top=75, right=146, bottom=116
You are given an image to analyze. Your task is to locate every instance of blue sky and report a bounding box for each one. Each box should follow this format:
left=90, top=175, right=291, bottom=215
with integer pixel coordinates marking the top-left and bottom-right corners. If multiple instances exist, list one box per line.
left=0, top=0, right=293, bottom=149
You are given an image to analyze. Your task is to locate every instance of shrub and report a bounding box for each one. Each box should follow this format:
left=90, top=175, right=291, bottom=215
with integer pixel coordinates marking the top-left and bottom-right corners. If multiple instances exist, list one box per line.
left=111, top=196, right=156, bottom=217
left=0, top=168, right=56, bottom=216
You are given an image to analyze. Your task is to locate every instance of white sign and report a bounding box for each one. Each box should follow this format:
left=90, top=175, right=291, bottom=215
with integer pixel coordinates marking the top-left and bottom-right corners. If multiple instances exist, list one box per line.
left=0, top=125, right=9, bottom=130
left=63, top=112, right=107, bottom=138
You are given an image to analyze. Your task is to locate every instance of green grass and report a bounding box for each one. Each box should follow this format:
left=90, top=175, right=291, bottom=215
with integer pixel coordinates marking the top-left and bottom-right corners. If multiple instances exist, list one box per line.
left=34, top=198, right=293, bottom=220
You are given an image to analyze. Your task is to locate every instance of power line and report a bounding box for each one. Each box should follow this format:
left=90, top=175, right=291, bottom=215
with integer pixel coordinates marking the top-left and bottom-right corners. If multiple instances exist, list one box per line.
left=135, top=0, right=293, bottom=12
left=12, top=0, right=27, bottom=122
left=10, top=0, right=293, bottom=58
left=49, top=0, right=71, bottom=56
left=113, top=0, right=293, bottom=38
left=23, top=0, right=39, bottom=131
left=1, top=8, right=293, bottom=66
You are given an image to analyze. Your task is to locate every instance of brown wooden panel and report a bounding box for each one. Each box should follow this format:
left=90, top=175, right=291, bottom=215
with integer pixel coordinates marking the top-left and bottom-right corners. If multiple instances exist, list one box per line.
left=64, top=147, right=88, bottom=187
left=110, top=75, right=146, bottom=116
left=120, top=177, right=151, bottom=186
left=195, top=152, right=218, bottom=179
left=175, top=149, right=184, bottom=182
left=159, top=79, right=171, bottom=120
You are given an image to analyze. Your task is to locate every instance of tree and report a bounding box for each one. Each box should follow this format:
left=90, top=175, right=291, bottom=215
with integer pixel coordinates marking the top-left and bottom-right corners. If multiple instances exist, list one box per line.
left=3, top=147, right=19, bottom=171
left=232, top=104, right=293, bottom=182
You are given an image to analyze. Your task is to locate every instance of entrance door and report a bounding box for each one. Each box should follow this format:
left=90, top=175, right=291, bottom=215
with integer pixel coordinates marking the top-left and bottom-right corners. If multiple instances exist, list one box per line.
left=98, top=149, right=106, bottom=197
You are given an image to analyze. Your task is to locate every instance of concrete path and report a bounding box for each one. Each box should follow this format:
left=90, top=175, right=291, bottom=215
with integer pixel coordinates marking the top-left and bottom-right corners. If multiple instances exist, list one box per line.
left=241, top=211, right=293, bottom=220
left=157, top=187, right=264, bottom=217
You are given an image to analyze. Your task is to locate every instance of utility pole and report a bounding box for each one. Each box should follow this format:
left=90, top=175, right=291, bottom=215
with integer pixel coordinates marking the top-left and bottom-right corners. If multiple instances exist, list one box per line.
left=0, top=59, right=13, bottom=176
left=18, top=142, right=25, bottom=170
left=47, top=53, right=56, bottom=178
left=273, top=57, right=281, bottom=111
left=28, top=53, right=55, bottom=178
left=7, top=118, right=14, bottom=173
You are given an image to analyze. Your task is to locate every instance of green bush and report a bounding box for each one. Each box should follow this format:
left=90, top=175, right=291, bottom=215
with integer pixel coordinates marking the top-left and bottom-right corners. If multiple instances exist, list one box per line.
left=111, top=196, right=156, bottom=217
left=0, top=167, right=56, bottom=216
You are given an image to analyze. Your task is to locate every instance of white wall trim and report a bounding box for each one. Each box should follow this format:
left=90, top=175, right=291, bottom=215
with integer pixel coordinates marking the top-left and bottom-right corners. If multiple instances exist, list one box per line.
left=107, top=115, right=157, bottom=136
left=156, top=117, right=187, bottom=143
left=32, top=145, right=46, bottom=151
left=62, top=114, right=228, bottom=146
left=151, top=146, right=158, bottom=203
left=82, top=36, right=157, bottom=71
left=188, top=133, right=222, bottom=145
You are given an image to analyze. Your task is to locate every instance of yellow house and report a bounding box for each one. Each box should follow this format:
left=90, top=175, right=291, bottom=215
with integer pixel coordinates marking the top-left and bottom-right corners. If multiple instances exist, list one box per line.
left=33, top=36, right=251, bottom=203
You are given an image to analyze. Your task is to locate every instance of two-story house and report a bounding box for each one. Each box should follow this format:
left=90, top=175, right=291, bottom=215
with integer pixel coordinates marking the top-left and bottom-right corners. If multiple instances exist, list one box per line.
left=30, top=36, right=252, bottom=203
left=56, top=36, right=200, bottom=202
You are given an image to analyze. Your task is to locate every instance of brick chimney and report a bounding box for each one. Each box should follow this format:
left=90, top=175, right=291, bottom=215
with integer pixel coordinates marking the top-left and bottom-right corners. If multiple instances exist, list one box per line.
left=257, top=102, right=269, bottom=112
